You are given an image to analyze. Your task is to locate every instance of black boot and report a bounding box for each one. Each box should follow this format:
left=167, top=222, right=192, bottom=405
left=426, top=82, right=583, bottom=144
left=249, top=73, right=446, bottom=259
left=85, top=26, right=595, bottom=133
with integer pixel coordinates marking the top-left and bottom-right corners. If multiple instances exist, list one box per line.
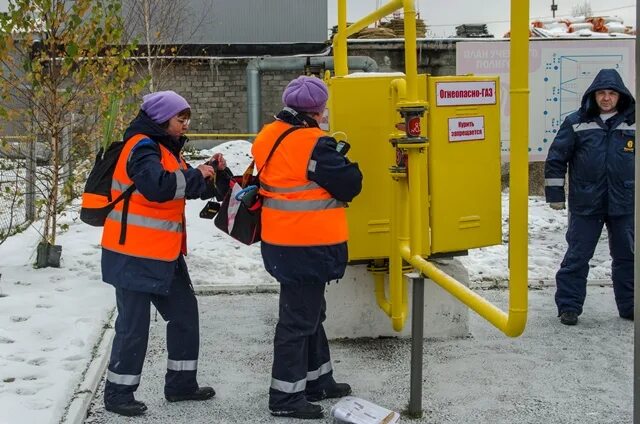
left=104, top=400, right=147, bottom=416
left=270, top=401, right=324, bottom=419
left=560, top=311, right=578, bottom=326
left=165, top=386, right=216, bottom=402
left=306, top=382, right=352, bottom=402
left=620, top=311, right=634, bottom=321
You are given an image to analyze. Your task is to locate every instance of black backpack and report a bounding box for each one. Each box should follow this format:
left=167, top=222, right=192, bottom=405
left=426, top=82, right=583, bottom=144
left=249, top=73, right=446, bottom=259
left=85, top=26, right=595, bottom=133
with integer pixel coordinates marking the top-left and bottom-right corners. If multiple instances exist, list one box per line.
left=80, top=140, right=137, bottom=226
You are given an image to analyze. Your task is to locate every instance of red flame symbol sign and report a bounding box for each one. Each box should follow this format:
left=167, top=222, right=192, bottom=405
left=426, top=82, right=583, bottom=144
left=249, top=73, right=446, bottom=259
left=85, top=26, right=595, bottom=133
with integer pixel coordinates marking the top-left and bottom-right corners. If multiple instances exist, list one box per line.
left=407, top=117, right=421, bottom=136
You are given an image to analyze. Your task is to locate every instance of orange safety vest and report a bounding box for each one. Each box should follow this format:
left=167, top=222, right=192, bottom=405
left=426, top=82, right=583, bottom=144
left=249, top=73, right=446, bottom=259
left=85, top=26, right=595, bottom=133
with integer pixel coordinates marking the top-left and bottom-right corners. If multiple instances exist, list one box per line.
left=252, top=121, right=348, bottom=246
left=101, top=134, right=188, bottom=261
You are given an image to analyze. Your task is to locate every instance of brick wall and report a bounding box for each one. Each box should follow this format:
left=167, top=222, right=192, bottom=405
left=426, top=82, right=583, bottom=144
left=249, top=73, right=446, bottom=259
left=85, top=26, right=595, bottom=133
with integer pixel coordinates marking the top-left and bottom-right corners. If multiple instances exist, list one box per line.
left=139, top=40, right=458, bottom=135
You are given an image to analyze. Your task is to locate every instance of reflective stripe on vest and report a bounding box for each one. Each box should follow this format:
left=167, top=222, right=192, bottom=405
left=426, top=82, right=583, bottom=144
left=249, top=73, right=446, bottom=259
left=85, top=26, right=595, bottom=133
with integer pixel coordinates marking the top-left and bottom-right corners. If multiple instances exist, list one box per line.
left=101, top=134, right=188, bottom=261
left=251, top=121, right=348, bottom=246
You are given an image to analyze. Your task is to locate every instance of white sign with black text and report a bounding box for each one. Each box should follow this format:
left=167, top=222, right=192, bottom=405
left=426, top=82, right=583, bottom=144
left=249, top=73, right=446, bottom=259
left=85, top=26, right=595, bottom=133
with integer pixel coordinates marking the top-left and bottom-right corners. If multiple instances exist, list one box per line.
left=448, top=116, right=485, bottom=142
left=436, top=81, right=497, bottom=106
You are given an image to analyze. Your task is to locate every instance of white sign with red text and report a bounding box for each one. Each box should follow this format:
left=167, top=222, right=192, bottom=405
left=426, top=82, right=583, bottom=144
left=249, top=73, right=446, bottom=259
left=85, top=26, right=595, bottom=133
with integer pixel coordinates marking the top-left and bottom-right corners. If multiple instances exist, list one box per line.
left=448, top=116, right=485, bottom=142
left=436, top=81, right=497, bottom=106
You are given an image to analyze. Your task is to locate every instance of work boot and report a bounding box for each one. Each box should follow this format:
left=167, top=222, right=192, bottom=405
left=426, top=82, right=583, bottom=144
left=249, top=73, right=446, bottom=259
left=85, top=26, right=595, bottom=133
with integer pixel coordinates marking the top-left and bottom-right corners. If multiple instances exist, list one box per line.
left=306, top=382, right=352, bottom=402
left=560, top=311, right=578, bottom=326
left=165, top=386, right=216, bottom=402
left=620, top=311, right=634, bottom=321
left=104, top=399, right=147, bottom=416
left=270, top=401, right=324, bottom=419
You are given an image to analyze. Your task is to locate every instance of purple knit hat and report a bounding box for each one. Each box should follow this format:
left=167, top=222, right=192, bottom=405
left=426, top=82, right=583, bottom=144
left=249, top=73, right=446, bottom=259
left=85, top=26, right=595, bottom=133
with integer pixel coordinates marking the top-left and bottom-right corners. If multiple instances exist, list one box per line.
left=141, top=90, right=190, bottom=124
left=282, top=76, right=328, bottom=114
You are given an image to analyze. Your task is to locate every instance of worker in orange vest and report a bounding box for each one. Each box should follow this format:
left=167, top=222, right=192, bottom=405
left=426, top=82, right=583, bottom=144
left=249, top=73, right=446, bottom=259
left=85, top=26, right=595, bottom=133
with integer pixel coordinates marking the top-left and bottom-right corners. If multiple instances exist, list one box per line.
left=101, top=91, right=229, bottom=416
left=252, top=76, right=363, bottom=419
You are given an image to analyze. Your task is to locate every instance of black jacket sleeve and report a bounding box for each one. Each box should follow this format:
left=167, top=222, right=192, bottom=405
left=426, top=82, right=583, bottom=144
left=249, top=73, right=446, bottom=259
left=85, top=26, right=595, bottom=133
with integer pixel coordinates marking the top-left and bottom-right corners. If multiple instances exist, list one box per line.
left=544, top=118, right=576, bottom=203
left=126, top=139, right=207, bottom=202
left=307, top=136, right=363, bottom=202
left=198, top=167, right=232, bottom=200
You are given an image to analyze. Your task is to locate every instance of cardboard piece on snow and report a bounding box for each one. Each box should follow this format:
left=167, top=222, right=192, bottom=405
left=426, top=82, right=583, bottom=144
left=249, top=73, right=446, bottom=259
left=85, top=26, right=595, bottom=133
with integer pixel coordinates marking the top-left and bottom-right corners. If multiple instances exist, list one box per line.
left=330, top=396, right=400, bottom=424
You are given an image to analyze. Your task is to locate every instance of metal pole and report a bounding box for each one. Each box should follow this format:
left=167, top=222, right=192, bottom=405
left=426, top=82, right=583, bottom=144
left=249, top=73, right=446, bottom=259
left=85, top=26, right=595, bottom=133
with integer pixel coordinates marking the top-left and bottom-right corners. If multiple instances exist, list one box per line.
left=25, top=135, right=36, bottom=221
left=551, top=0, right=557, bottom=18
left=408, top=273, right=424, bottom=418
left=634, top=3, right=639, bottom=423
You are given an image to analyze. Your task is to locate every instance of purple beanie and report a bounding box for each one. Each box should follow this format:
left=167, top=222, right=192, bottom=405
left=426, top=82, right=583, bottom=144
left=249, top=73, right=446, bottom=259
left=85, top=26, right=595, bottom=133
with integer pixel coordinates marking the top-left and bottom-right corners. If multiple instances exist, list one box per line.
left=282, top=76, right=328, bottom=114
left=141, top=90, right=190, bottom=124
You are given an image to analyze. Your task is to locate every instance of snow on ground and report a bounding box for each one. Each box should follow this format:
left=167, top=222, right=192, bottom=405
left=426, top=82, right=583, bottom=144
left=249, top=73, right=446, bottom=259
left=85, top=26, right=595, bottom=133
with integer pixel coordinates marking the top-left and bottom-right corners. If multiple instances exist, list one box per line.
left=0, top=140, right=613, bottom=423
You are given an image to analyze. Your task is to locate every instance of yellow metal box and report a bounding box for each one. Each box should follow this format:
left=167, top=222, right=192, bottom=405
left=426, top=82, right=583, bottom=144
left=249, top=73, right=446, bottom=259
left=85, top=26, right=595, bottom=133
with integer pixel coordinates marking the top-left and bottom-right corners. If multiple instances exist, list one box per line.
left=328, top=74, right=429, bottom=261
left=427, top=76, right=502, bottom=253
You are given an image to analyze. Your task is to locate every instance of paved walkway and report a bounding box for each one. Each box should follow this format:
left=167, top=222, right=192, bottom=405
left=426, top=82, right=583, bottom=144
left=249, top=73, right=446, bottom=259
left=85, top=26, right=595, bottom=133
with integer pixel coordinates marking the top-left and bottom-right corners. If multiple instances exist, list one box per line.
left=84, top=287, right=632, bottom=424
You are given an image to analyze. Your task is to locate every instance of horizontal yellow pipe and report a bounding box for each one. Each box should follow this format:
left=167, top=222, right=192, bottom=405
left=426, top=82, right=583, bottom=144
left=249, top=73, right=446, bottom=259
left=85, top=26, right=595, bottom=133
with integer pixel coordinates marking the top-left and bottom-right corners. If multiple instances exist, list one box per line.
left=186, top=133, right=257, bottom=138
left=400, top=245, right=526, bottom=337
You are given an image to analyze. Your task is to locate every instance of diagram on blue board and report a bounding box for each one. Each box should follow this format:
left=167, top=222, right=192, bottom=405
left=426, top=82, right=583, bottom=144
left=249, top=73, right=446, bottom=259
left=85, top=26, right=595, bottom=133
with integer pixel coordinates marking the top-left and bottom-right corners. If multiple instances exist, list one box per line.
left=542, top=54, right=624, bottom=148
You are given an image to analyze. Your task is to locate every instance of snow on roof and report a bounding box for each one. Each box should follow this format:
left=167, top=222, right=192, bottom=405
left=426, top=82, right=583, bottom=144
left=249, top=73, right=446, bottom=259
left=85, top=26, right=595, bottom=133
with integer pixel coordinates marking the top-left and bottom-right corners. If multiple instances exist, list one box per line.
left=529, top=15, right=635, bottom=38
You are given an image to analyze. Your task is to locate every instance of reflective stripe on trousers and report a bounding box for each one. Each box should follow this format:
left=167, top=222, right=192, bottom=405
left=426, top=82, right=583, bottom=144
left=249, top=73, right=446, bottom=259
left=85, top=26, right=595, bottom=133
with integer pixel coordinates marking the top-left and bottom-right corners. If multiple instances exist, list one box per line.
left=168, top=359, right=198, bottom=371
left=270, top=361, right=333, bottom=393
left=107, top=370, right=141, bottom=386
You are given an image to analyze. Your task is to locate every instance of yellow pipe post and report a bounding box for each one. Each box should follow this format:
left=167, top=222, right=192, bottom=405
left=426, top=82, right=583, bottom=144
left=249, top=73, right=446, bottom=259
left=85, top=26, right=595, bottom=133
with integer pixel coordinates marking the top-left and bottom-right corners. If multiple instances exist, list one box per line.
left=402, top=0, right=419, bottom=103
left=505, top=0, right=530, bottom=336
left=334, top=0, right=348, bottom=76
left=391, top=169, right=409, bottom=330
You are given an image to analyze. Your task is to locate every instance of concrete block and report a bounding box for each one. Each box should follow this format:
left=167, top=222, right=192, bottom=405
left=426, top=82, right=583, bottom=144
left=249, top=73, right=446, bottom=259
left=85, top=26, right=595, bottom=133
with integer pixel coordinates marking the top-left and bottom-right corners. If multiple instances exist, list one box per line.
left=324, top=259, right=469, bottom=339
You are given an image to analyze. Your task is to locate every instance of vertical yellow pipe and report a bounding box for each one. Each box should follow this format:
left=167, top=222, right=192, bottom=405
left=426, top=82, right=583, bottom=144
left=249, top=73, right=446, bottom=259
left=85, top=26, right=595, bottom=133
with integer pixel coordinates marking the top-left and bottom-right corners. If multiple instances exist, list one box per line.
left=408, top=145, right=423, bottom=257
left=402, top=0, right=418, bottom=102
left=506, top=0, right=530, bottom=336
left=334, top=0, right=348, bottom=76
left=374, top=272, right=392, bottom=315
left=392, top=171, right=409, bottom=330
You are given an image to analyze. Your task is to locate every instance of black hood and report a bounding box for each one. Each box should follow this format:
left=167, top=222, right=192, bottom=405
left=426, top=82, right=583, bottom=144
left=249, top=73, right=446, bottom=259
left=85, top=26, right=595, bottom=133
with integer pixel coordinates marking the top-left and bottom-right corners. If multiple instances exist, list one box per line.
left=580, top=68, right=635, bottom=120
left=123, top=110, right=188, bottom=156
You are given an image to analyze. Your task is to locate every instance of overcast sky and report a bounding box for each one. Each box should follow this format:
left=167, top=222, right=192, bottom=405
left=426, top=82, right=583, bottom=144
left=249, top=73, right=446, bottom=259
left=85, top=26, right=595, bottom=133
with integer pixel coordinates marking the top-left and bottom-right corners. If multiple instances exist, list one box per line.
left=0, top=1, right=633, bottom=39
left=328, top=0, right=636, bottom=38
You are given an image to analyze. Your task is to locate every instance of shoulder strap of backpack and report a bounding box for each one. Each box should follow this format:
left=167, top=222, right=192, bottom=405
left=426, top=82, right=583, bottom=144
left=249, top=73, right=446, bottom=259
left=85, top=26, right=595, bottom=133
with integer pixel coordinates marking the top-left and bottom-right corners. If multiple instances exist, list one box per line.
left=115, top=133, right=160, bottom=245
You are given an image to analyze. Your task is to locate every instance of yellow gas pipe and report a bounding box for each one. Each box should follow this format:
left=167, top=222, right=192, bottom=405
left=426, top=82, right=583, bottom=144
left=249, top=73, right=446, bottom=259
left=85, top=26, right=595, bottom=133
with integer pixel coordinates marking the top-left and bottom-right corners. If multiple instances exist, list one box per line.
left=334, top=0, right=529, bottom=337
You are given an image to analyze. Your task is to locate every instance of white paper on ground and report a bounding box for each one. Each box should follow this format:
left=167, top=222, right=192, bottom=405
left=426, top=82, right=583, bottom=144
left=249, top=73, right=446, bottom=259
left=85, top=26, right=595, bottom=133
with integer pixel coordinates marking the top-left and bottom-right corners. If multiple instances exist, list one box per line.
left=330, top=396, right=400, bottom=424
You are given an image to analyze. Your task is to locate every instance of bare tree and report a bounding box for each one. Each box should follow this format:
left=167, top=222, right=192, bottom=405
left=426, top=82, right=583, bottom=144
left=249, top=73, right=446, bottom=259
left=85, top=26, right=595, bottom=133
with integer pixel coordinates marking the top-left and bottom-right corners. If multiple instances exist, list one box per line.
left=0, top=0, right=143, bottom=266
left=572, top=1, right=593, bottom=17
left=122, top=0, right=210, bottom=91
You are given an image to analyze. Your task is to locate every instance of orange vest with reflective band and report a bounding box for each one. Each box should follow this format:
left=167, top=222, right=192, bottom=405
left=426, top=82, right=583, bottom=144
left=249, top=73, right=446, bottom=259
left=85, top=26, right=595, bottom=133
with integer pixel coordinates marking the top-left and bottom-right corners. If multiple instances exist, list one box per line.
left=252, top=121, right=348, bottom=246
left=101, top=134, right=188, bottom=261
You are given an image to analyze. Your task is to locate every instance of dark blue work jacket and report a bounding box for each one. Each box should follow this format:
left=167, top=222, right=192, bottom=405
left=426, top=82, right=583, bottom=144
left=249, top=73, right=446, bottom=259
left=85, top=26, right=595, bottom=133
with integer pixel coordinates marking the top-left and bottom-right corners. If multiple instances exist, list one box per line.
left=101, top=111, right=229, bottom=295
left=545, top=69, right=636, bottom=216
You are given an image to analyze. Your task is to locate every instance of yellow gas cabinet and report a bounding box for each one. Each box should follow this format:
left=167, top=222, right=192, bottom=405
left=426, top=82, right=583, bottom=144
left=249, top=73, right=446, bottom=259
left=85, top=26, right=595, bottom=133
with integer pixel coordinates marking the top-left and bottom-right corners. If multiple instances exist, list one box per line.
left=328, top=73, right=429, bottom=261
left=427, top=76, right=502, bottom=253
left=328, top=74, right=501, bottom=260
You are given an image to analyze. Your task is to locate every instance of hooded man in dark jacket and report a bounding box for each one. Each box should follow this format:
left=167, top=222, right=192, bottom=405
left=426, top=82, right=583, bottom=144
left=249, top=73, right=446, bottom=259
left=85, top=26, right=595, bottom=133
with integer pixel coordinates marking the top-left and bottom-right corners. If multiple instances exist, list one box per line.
left=545, top=68, right=635, bottom=326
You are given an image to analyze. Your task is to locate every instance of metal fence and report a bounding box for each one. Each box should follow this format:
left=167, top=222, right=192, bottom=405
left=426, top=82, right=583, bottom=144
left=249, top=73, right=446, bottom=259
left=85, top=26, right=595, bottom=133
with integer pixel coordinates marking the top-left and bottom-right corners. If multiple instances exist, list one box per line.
left=0, top=138, right=37, bottom=244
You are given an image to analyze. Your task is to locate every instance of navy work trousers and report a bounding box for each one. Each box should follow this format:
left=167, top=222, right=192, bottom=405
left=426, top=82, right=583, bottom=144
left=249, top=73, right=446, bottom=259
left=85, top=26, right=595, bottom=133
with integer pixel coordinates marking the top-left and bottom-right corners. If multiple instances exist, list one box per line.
left=104, top=261, right=200, bottom=405
left=555, top=213, right=634, bottom=317
left=269, top=282, right=335, bottom=410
